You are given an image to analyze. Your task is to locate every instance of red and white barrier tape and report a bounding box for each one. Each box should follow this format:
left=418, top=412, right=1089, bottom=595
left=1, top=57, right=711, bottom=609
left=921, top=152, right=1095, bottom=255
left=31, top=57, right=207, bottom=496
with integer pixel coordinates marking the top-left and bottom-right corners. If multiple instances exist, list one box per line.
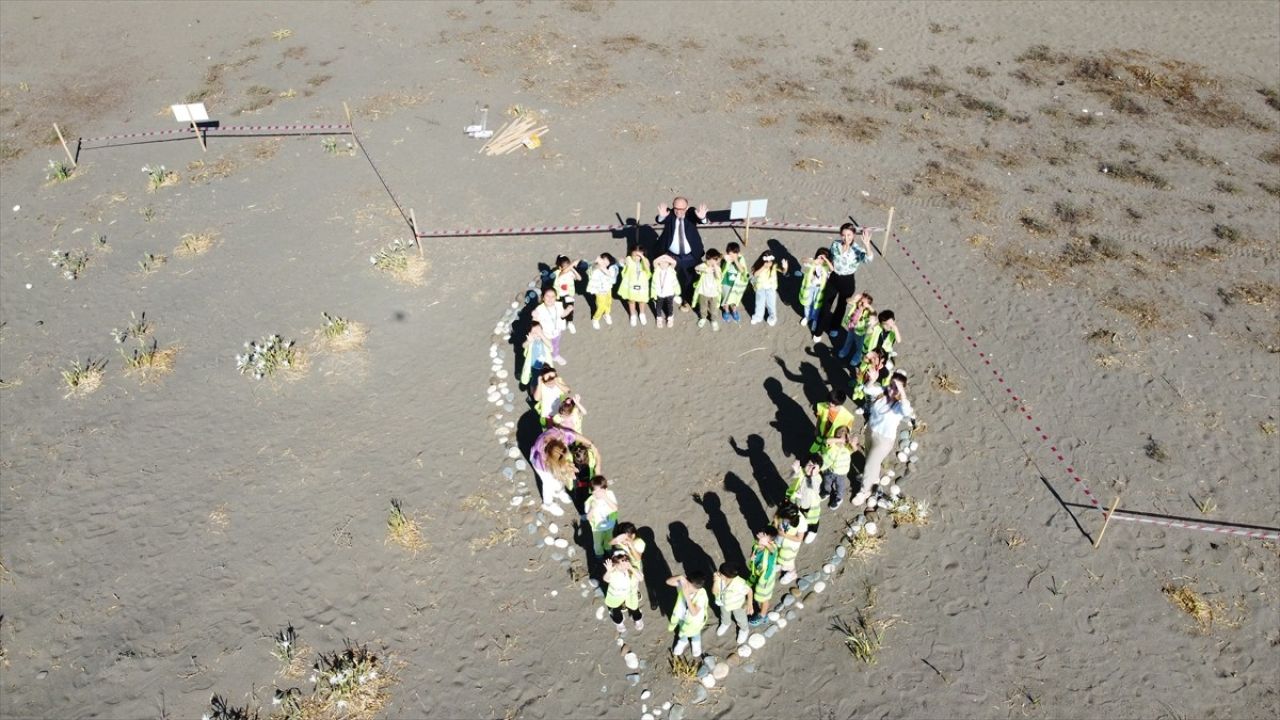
left=414, top=220, right=843, bottom=238
left=80, top=123, right=353, bottom=144
left=893, top=234, right=1280, bottom=542
left=1108, top=512, right=1279, bottom=541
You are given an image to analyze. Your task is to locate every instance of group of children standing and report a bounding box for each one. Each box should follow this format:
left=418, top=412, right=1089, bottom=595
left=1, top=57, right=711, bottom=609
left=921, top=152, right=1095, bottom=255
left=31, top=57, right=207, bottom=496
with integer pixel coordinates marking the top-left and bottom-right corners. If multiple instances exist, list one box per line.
left=517, top=232, right=915, bottom=662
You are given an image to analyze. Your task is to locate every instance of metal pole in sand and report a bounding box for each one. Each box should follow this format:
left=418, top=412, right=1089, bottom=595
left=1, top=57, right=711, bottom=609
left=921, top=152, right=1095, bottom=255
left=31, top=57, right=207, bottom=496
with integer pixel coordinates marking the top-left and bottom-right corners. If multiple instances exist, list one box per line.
left=1093, top=495, right=1122, bottom=549
left=52, top=124, right=76, bottom=168
left=411, top=208, right=423, bottom=258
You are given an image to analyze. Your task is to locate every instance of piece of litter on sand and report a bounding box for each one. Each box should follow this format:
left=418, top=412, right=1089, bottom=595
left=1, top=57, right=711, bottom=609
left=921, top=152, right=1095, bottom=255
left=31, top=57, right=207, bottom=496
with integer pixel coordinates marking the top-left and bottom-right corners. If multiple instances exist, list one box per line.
left=737, top=347, right=767, bottom=358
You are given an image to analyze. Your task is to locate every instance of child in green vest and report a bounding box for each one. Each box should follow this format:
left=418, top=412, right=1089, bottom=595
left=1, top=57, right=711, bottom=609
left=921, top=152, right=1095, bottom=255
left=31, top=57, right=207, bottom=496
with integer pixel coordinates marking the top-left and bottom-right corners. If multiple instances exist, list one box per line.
left=860, top=310, right=902, bottom=369
left=747, top=526, right=780, bottom=626
left=811, top=387, right=856, bottom=454
left=619, top=245, right=652, bottom=327
left=838, top=292, right=876, bottom=363
left=798, top=247, right=833, bottom=333
left=850, top=349, right=888, bottom=410
left=788, top=455, right=825, bottom=544
left=519, top=322, right=553, bottom=388
left=610, top=522, right=646, bottom=576
left=749, top=251, right=789, bottom=326
left=819, top=426, right=858, bottom=510
left=694, top=249, right=723, bottom=331
left=584, top=476, right=619, bottom=557
left=774, top=502, right=808, bottom=585
left=603, top=551, right=643, bottom=633
left=712, top=562, right=754, bottom=645
left=585, top=252, right=619, bottom=329
left=666, top=571, right=710, bottom=658
left=719, top=242, right=750, bottom=323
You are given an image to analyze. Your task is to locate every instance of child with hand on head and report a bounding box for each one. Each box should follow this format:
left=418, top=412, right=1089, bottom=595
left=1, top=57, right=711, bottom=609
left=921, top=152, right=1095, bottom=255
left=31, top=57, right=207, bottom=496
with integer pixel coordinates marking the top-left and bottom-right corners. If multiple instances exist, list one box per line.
left=850, top=349, right=889, bottom=412
left=720, top=242, right=750, bottom=323
left=838, top=292, right=875, bottom=363
left=819, top=425, right=857, bottom=510
left=666, top=571, right=710, bottom=659
left=787, top=454, right=825, bottom=544
left=799, top=247, right=834, bottom=333
left=519, top=321, right=553, bottom=387
left=571, top=439, right=601, bottom=514
left=650, top=254, right=680, bottom=328
left=603, top=551, right=643, bottom=633
left=549, top=395, right=586, bottom=433
left=610, top=522, right=645, bottom=575
left=533, top=365, right=573, bottom=426
left=774, top=502, right=808, bottom=585
left=553, top=255, right=582, bottom=335
left=531, top=288, right=570, bottom=366
left=712, top=562, right=754, bottom=645
left=747, top=526, right=780, bottom=626
left=749, top=250, right=789, bottom=326
left=584, top=476, right=619, bottom=557
left=586, top=253, right=619, bottom=330
left=694, top=249, right=724, bottom=331
left=619, top=245, right=652, bottom=327
left=860, top=310, right=902, bottom=370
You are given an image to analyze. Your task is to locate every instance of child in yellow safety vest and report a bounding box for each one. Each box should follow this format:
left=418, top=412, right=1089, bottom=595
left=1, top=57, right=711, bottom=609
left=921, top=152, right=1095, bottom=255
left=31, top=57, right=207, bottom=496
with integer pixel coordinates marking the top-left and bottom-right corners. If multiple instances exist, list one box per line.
left=712, top=562, right=754, bottom=645
left=819, top=425, right=859, bottom=510
left=787, top=455, right=825, bottom=544
left=603, top=551, right=643, bottom=633
left=584, top=476, right=619, bottom=557
left=749, top=250, right=789, bottom=326
left=774, top=502, right=808, bottom=585
left=666, top=571, right=710, bottom=658
left=860, top=310, right=902, bottom=370
left=798, top=247, right=833, bottom=333
left=610, top=522, right=646, bottom=577
left=585, top=252, right=619, bottom=330
left=719, top=242, right=750, bottom=323
left=850, top=349, right=890, bottom=411
left=837, top=292, right=876, bottom=363
left=810, top=387, right=856, bottom=454
left=747, top=526, right=781, bottom=627
left=549, top=395, right=586, bottom=434
left=694, top=249, right=724, bottom=331
left=619, top=245, right=652, bottom=327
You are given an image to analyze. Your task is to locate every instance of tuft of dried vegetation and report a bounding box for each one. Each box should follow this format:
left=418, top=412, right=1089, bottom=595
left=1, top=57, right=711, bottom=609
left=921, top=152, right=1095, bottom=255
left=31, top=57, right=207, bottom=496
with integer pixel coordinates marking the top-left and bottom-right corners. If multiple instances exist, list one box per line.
left=1212, top=224, right=1243, bottom=243
left=930, top=371, right=962, bottom=395
left=1144, top=435, right=1169, bottom=462
left=891, top=75, right=954, bottom=99
left=369, top=239, right=428, bottom=286
left=1019, top=210, right=1055, bottom=236
left=956, top=94, right=1006, bottom=120
left=62, top=358, right=107, bottom=398
left=1052, top=200, right=1093, bottom=225
left=386, top=499, right=426, bottom=554
left=176, top=231, right=218, bottom=257
left=797, top=111, right=884, bottom=143
left=1162, top=583, right=1228, bottom=634
left=315, top=312, right=367, bottom=352
left=913, top=160, right=995, bottom=220
left=188, top=157, right=239, bottom=184
left=122, top=340, right=178, bottom=380
left=1099, top=160, right=1171, bottom=189
left=1104, top=291, right=1162, bottom=329
left=668, top=654, right=700, bottom=681
left=1218, top=281, right=1279, bottom=307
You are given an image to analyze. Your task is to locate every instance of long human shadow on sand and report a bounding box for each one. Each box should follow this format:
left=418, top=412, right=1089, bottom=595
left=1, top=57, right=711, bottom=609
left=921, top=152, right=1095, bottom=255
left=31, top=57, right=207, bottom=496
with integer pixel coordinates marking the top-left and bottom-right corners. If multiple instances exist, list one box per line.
left=723, top=471, right=769, bottom=533
left=692, top=491, right=747, bottom=568
left=729, top=434, right=787, bottom=507
left=764, top=376, right=814, bottom=461
left=667, top=520, right=715, bottom=581
left=636, top=526, right=675, bottom=613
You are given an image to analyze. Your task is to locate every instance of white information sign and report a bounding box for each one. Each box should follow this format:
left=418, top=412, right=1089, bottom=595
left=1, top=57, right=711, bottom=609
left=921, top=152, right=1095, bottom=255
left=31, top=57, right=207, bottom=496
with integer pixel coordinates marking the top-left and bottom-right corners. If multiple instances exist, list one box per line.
left=170, top=103, right=210, bottom=123
left=730, top=198, right=768, bottom=220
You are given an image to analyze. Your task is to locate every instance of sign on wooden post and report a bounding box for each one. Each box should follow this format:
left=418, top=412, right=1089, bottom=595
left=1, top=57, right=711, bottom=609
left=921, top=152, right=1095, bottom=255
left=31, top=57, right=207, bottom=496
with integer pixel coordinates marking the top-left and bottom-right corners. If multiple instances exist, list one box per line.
left=730, top=198, right=768, bottom=246
left=170, top=102, right=210, bottom=152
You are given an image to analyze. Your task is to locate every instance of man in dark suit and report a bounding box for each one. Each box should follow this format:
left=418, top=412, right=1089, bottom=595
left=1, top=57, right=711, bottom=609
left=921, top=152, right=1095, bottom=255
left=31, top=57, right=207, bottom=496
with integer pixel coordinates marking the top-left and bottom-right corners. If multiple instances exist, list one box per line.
left=656, top=196, right=709, bottom=308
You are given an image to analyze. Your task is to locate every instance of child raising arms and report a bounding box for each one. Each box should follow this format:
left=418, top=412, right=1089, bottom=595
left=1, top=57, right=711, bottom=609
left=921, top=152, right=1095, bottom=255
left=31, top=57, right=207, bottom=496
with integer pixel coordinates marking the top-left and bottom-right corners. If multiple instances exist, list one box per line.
left=798, top=247, right=833, bottom=333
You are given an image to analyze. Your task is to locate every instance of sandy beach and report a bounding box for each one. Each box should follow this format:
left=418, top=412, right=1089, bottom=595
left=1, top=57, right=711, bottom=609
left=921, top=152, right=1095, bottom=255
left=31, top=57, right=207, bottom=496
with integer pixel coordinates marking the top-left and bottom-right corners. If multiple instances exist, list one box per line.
left=1, top=1, right=1278, bottom=718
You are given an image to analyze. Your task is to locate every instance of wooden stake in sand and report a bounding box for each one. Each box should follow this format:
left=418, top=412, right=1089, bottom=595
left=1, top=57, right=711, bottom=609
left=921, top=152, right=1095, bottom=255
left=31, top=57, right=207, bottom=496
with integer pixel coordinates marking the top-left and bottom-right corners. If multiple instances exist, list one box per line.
left=191, top=120, right=207, bottom=152
left=411, top=208, right=423, bottom=258
left=52, top=123, right=76, bottom=168
left=479, top=112, right=548, bottom=156
left=1093, top=495, right=1122, bottom=549
left=744, top=200, right=753, bottom=247
left=881, top=206, right=895, bottom=259
left=170, top=103, right=210, bottom=153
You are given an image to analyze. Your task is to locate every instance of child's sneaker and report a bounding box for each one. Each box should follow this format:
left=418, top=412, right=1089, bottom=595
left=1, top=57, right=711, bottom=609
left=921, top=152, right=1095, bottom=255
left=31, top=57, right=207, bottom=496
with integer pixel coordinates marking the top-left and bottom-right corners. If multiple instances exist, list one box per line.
left=733, top=309, right=742, bottom=322
left=737, top=629, right=749, bottom=644
left=630, top=315, right=638, bottom=327
left=567, top=322, right=576, bottom=334
left=748, top=614, right=766, bottom=627
left=604, top=314, right=613, bottom=326
left=553, top=355, right=567, bottom=366
left=698, top=318, right=707, bottom=328
left=721, top=310, right=730, bottom=322
left=592, top=319, right=601, bottom=330
left=712, top=321, right=720, bottom=332
left=812, top=334, right=823, bottom=344
left=666, top=315, right=674, bottom=328
left=750, top=317, right=762, bottom=325
left=639, top=313, right=647, bottom=326
left=779, top=571, right=797, bottom=585
left=804, top=531, right=817, bottom=544
left=767, top=317, right=777, bottom=327
left=615, top=622, right=627, bottom=633
left=634, top=618, right=644, bottom=631
left=799, top=317, right=809, bottom=326
left=830, top=498, right=843, bottom=510
left=716, top=624, right=730, bottom=637
left=656, top=317, right=665, bottom=328
left=542, top=502, right=565, bottom=517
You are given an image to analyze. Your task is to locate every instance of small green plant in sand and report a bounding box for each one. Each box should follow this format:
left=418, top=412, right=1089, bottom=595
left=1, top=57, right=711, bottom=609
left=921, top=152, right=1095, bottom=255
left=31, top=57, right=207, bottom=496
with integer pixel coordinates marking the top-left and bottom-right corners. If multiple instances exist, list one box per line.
left=1190, top=494, right=1217, bottom=516
left=138, top=252, right=167, bottom=273
left=121, top=339, right=178, bottom=380
left=270, top=687, right=305, bottom=720
left=140, top=206, right=157, bottom=222
left=142, top=164, right=179, bottom=192
left=668, top=653, right=701, bottom=680
left=236, top=334, right=301, bottom=380
left=176, top=231, right=219, bottom=257
left=304, top=642, right=390, bottom=719
left=204, top=693, right=258, bottom=720
left=46, top=159, right=74, bottom=183
left=316, top=312, right=367, bottom=352
left=889, top=497, right=931, bottom=527
left=321, top=136, right=355, bottom=156
left=369, top=239, right=427, bottom=285
left=270, top=624, right=314, bottom=678
left=386, top=499, right=426, bottom=553
left=61, top=358, right=107, bottom=398
left=111, top=311, right=152, bottom=344
left=49, top=248, right=90, bottom=280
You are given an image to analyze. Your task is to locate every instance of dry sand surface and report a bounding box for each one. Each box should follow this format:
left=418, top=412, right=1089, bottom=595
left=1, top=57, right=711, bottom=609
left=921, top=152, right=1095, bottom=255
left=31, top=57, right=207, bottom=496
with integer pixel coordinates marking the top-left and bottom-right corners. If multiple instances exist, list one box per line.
left=1, top=1, right=1278, bottom=718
